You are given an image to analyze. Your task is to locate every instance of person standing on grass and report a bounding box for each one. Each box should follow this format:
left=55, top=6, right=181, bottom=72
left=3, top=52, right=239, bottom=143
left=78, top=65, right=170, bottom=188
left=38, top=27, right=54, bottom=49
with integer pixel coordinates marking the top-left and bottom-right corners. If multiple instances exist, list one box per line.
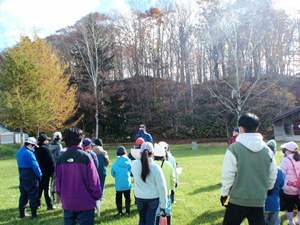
left=16, top=137, right=42, bottom=219
left=280, top=141, right=300, bottom=225
left=159, top=141, right=178, bottom=204
left=111, top=146, right=132, bottom=216
left=82, top=138, right=99, bottom=169
left=135, top=124, right=153, bottom=143
left=35, top=133, right=54, bottom=210
left=56, top=128, right=101, bottom=225
left=221, top=113, right=277, bottom=225
left=228, top=128, right=239, bottom=145
left=49, top=131, right=63, bottom=207
left=93, top=138, right=109, bottom=192
left=131, top=142, right=168, bottom=225
left=153, top=143, right=175, bottom=225
left=264, top=140, right=285, bottom=225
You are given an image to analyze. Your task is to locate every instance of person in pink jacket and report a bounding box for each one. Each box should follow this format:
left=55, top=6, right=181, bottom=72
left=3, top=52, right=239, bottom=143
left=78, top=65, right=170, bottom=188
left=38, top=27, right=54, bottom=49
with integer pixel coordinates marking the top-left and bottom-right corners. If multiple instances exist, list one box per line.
left=280, top=141, right=300, bottom=225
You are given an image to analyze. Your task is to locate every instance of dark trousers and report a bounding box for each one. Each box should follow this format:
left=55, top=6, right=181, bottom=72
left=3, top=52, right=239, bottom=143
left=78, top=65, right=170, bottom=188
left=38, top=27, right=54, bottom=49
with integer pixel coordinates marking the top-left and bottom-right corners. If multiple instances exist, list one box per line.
left=38, top=175, right=52, bottom=208
left=170, top=190, right=175, bottom=204
left=19, top=178, right=39, bottom=217
left=99, top=175, right=106, bottom=195
left=223, top=203, right=265, bottom=225
left=116, top=190, right=131, bottom=213
left=136, top=198, right=159, bottom=225
left=64, top=209, right=94, bottom=225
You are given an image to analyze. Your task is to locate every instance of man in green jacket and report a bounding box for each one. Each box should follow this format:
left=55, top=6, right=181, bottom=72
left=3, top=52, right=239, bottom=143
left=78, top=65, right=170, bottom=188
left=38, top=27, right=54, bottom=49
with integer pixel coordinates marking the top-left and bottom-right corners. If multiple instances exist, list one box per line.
left=220, top=113, right=277, bottom=225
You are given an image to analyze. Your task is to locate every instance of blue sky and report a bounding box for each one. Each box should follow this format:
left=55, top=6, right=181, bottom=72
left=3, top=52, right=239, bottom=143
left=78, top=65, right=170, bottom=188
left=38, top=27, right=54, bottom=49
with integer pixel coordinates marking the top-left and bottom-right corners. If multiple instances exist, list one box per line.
left=0, top=0, right=298, bottom=51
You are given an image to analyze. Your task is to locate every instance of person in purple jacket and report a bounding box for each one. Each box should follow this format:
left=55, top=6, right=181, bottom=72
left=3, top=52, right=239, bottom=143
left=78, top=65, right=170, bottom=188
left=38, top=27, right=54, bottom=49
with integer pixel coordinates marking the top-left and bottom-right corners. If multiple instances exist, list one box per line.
left=56, top=128, right=102, bottom=225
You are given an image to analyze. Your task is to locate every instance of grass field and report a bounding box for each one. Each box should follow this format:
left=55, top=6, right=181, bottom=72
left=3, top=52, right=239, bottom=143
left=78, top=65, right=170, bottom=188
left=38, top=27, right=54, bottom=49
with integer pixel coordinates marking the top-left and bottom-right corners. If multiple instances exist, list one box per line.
left=0, top=142, right=296, bottom=225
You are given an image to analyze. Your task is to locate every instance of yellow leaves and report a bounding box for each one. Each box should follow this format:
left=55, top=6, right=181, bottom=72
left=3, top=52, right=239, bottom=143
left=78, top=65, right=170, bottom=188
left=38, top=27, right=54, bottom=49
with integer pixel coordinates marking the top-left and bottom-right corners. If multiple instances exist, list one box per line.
left=0, top=36, right=76, bottom=133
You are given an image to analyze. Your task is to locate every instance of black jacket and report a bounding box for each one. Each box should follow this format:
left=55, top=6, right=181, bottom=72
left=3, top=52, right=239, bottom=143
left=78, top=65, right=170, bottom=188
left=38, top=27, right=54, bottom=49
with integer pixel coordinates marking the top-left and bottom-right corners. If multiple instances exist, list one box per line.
left=34, top=144, right=54, bottom=177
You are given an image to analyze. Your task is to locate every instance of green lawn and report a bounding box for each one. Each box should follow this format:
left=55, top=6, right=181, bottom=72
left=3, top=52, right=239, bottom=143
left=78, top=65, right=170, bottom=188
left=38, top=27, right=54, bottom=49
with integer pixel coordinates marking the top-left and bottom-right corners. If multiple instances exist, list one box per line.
left=0, top=143, right=295, bottom=225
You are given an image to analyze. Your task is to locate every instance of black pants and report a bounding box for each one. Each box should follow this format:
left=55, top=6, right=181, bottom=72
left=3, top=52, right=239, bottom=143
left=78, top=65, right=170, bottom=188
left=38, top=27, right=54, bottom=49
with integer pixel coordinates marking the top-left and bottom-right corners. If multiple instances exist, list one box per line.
left=116, top=190, right=131, bottom=213
left=19, top=178, right=39, bottom=217
left=223, top=203, right=265, bottom=225
left=38, top=175, right=52, bottom=209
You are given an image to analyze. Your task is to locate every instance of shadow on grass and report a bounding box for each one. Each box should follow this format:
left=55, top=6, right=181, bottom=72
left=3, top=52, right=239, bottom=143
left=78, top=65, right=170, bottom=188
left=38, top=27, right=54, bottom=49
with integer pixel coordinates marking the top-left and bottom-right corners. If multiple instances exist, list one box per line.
left=187, top=209, right=224, bottom=225
left=188, top=183, right=221, bottom=195
left=8, top=185, right=19, bottom=190
left=96, top=207, right=139, bottom=223
left=0, top=207, right=63, bottom=225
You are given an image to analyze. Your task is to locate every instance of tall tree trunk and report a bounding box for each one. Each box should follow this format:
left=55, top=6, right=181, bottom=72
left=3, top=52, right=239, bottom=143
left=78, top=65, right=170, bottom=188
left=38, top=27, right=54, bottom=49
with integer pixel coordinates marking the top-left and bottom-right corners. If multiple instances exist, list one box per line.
left=20, top=126, right=24, bottom=145
left=94, top=85, right=99, bottom=139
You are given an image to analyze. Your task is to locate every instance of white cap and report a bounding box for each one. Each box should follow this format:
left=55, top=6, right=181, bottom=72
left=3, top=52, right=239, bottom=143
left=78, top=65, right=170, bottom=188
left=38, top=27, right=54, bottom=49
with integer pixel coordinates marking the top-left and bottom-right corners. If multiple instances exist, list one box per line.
left=25, top=137, right=38, bottom=146
left=141, top=142, right=154, bottom=153
left=53, top=131, right=62, bottom=140
left=158, top=141, right=169, bottom=151
left=281, top=141, right=298, bottom=152
left=154, top=143, right=166, bottom=157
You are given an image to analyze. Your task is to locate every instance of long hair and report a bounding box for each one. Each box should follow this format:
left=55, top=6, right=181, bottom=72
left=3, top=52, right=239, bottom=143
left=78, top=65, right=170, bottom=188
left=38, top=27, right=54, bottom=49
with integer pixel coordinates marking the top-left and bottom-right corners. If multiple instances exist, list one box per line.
left=141, top=150, right=151, bottom=182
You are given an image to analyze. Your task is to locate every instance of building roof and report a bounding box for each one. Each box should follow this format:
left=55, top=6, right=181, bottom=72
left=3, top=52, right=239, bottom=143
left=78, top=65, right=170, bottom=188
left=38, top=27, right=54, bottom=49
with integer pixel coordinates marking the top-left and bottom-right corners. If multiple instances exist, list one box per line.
left=273, top=106, right=300, bottom=123
left=0, top=125, right=10, bottom=134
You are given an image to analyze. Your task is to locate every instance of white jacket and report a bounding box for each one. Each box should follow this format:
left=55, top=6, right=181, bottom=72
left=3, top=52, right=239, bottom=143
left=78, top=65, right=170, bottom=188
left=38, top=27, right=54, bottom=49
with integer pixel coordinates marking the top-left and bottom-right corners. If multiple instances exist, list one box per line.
left=132, top=158, right=168, bottom=209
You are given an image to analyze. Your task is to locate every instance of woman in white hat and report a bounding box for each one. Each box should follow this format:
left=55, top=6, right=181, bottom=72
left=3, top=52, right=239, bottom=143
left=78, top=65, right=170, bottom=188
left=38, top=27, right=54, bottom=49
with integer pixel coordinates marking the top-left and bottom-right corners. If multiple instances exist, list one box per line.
left=131, top=142, right=167, bottom=225
left=280, top=141, right=300, bottom=225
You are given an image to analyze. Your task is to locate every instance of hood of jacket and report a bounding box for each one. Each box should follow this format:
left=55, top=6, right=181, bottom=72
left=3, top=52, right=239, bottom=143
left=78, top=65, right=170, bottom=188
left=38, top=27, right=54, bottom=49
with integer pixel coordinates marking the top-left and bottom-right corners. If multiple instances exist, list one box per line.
left=115, top=156, right=130, bottom=168
left=236, top=133, right=266, bottom=152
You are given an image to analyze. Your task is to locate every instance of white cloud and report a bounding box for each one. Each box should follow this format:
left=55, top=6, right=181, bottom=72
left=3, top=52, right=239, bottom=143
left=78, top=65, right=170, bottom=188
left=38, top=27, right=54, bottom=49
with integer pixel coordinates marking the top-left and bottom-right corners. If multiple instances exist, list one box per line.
left=0, top=0, right=100, bottom=49
left=273, top=0, right=300, bottom=17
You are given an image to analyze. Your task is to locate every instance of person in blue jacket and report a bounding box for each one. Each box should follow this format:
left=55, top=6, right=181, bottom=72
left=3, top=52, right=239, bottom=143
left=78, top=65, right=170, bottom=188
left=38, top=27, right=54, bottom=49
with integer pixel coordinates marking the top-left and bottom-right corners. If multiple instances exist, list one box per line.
left=111, top=146, right=132, bottom=216
left=16, top=137, right=42, bottom=219
left=265, top=140, right=285, bottom=225
left=135, top=124, right=153, bottom=143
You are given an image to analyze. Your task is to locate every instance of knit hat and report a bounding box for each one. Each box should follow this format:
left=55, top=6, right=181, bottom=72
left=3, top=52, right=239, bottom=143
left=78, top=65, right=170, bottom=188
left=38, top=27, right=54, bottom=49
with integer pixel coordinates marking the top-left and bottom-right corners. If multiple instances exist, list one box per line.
left=141, top=142, right=154, bottom=153
left=281, top=141, right=298, bottom=152
left=154, top=143, right=166, bottom=157
left=82, top=138, right=92, bottom=147
left=117, top=146, right=127, bottom=156
left=233, top=127, right=239, bottom=133
left=267, top=139, right=277, bottom=153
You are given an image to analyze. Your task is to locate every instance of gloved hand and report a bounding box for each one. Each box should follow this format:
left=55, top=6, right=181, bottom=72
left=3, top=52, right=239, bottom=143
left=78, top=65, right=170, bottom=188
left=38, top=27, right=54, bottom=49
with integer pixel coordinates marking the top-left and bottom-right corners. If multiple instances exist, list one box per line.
left=220, top=196, right=228, bottom=207
left=160, top=208, right=166, bottom=217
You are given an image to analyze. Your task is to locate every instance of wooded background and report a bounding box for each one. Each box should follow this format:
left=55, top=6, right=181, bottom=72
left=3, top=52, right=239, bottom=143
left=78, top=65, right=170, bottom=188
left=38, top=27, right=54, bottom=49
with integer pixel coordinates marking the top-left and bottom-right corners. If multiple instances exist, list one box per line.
left=1, top=0, right=300, bottom=141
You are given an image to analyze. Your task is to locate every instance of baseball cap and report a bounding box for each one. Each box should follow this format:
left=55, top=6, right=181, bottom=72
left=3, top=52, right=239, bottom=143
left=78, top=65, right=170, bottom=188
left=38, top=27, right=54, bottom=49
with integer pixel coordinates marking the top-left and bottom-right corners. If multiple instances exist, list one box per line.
left=135, top=137, right=145, bottom=146
left=38, top=134, right=51, bottom=143
left=82, top=138, right=93, bottom=147
left=141, top=142, right=154, bottom=153
left=154, top=143, right=166, bottom=157
left=281, top=141, right=298, bottom=152
left=158, top=141, right=169, bottom=151
left=117, top=146, right=127, bottom=156
left=53, top=131, right=62, bottom=140
left=25, top=137, right=38, bottom=146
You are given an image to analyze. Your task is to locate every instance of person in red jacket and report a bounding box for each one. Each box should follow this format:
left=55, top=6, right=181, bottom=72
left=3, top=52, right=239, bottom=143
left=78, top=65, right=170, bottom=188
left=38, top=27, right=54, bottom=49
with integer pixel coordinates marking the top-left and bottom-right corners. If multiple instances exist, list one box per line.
left=228, top=128, right=239, bottom=145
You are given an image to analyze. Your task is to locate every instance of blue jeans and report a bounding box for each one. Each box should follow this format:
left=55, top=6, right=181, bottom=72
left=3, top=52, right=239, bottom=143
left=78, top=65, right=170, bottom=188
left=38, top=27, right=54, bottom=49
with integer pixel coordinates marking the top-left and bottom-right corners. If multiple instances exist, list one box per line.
left=264, top=211, right=280, bottom=225
left=64, top=209, right=94, bottom=225
left=136, top=198, right=159, bottom=225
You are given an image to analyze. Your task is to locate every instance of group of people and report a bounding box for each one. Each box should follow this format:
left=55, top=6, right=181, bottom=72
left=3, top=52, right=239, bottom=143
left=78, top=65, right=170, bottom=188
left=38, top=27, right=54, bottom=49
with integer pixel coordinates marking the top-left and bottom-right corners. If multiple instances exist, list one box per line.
left=221, top=113, right=300, bottom=225
left=15, top=124, right=179, bottom=225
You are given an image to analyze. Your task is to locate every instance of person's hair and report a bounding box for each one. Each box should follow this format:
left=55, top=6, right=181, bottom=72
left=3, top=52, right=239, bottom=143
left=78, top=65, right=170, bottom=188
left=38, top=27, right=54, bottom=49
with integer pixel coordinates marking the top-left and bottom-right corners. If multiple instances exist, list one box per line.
left=294, top=152, right=300, bottom=161
left=238, top=113, right=259, bottom=133
left=154, top=156, right=164, bottom=161
left=141, top=150, right=152, bottom=182
left=63, top=128, right=83, bottom=147
left=94, top=138, right=103, bottom=146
